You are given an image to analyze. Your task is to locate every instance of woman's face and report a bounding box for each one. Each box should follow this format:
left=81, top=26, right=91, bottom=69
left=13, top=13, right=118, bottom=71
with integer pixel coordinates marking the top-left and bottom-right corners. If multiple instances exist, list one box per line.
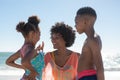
left=51, top=33, right=66, bottom=49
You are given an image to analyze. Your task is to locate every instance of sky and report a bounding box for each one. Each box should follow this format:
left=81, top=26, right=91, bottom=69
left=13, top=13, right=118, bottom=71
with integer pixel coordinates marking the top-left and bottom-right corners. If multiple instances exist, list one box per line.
left=0, top=0, right=120, bottom=56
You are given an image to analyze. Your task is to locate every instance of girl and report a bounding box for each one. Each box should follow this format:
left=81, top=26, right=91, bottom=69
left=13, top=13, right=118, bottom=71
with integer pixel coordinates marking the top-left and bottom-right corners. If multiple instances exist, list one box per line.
left=6, top=16, right=44, bottom=80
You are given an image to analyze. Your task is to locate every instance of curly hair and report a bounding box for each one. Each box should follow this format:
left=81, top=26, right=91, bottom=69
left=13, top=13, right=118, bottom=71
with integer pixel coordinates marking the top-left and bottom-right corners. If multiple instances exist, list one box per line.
left=16, top=15, right=40, bottom=37
left=51, top=22, right=76, bottom=47
left=77, top=7, right=97, bottom=19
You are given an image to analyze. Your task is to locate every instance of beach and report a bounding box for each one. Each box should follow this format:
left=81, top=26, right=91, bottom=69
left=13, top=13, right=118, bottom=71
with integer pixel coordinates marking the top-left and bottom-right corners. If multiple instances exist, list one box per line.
left=0, top=69, right=24, bottom=80
left=105, top=71, right=120, bottom=80
left=0, top=75, right=22, bottom=80
left=0, top=71, right=120, bottom=80
left=1, top=52, right=120, bottom=80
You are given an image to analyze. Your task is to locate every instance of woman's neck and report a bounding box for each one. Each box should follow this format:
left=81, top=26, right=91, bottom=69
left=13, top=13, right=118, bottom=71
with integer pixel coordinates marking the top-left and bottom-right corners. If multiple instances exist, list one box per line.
left=56, top=48, right=70, bottom=56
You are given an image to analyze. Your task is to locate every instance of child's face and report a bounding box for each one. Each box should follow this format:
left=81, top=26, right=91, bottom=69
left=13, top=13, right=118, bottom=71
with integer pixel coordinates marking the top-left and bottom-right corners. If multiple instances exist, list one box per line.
left=32, top=29, right=40, bottom=44
left=75, top=15, right=86, bottom=34
left=51, top=33, right=66, bottom=49
left=35, top=30, right=40, bottom=42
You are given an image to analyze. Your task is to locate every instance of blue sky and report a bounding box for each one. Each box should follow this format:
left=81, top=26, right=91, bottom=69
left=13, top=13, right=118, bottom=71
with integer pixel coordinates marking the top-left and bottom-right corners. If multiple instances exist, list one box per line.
left=0, top=0, right=120, bottom=56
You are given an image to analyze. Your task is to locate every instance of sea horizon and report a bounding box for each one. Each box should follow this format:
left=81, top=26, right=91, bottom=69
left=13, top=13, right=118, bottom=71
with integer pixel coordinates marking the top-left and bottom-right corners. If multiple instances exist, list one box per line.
left=1, top=51, right=120, bottom=70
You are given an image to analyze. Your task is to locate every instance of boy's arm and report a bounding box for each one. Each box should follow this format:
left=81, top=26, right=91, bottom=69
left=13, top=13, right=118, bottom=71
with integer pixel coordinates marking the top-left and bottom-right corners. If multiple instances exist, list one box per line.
left=89, top=40, right=105, bottom=80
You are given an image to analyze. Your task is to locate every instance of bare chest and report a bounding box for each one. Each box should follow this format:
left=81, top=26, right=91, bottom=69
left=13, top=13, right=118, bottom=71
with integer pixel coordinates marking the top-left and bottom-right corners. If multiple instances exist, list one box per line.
left=80, top=42, right=93, bottom=62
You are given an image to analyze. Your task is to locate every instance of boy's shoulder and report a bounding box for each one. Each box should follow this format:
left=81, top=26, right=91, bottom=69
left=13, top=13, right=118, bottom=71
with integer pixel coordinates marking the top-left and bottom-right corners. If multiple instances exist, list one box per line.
left=87, top=34, right=102, bottom=49
left=87, top=34, right=101, bottom=42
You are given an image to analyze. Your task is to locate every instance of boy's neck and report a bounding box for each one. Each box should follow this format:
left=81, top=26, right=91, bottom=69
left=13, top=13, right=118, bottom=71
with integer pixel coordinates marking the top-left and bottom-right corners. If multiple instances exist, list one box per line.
left=85, top=26, right=95, bottom=38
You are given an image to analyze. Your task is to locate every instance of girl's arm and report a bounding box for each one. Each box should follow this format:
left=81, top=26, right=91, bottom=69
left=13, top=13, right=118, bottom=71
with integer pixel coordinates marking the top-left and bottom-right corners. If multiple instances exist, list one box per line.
left=21, top=48, right=38, bottom=78
left=6, top=50, right=24, bottom=69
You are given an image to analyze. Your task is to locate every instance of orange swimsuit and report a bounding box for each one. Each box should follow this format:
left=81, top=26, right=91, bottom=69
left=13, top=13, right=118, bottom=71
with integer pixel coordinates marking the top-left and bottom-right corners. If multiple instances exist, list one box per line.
left=42, top=52, right=78, bottom=80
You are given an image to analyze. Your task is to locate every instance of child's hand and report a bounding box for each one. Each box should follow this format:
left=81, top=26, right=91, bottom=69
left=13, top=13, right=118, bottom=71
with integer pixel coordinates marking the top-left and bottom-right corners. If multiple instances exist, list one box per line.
left=36, top=41, right=44, bottom=52
left=21, top=65, right=26, bottom=70
left=27, top=71, right=38, bottom=80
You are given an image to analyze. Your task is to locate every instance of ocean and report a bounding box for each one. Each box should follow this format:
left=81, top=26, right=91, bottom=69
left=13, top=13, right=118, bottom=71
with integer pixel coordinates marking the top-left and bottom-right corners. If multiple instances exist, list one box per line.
left=0, top=52, right=24, bottom=76
left=0, top=52, right=120, bottom=80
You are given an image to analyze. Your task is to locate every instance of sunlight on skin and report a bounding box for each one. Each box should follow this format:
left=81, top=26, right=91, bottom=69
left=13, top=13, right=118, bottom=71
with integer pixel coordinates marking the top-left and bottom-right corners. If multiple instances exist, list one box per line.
left=42, top=63, right=55, bottom=80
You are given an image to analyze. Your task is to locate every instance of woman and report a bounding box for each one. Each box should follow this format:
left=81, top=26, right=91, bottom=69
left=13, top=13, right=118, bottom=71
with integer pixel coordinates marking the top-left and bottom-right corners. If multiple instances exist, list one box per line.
left=42, top=22, right=80, bottom=80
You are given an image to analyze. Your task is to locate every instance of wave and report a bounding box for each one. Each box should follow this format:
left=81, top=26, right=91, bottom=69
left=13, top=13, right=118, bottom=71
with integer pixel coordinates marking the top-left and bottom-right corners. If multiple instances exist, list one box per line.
left=0, top=69, right=24, bottom=76
left=103, top=52, right=120, bottom=70
left=1, top=52, right=120, bottom=71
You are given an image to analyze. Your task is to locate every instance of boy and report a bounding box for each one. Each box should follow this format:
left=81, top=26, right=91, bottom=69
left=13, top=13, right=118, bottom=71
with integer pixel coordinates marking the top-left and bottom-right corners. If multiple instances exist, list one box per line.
left=75, top=7, right=105, bottom=80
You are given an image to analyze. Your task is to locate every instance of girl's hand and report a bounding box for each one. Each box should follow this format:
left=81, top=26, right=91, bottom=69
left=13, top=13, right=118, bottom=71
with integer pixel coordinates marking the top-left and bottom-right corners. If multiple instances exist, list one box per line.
left=36, top=41, right=44, bottom=52
left=27, top=71, right=38, bottom=80
left=21, top=65, right=26, bottom=70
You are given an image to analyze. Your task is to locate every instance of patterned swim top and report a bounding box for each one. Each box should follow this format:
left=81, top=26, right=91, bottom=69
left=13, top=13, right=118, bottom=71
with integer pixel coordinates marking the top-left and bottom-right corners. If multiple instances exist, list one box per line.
left=20, top=44, right=44, bottom=80
left=25, top=52, right=44, bottom=80
left=42, top=52, right=78, bottom=80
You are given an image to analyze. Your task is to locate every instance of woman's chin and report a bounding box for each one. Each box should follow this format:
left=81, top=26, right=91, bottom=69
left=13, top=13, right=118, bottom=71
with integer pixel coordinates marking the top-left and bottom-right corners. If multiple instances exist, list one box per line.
left=53, top=46, right=58, bottom=49
left=78, top=31, right=83, bottom=34
left=53, top=46, right=56, bottom=49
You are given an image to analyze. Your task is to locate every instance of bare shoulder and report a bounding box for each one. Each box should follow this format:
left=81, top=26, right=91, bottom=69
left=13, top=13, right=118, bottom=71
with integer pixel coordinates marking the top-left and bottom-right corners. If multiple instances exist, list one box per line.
left=66, top=50, right=80, bottom=58
left=24, top=44, right=34, bottom=55
left=45, top=51, right=53, bottom=57
left=73, top=52, right=80, bottom=59
left=88, top=34, right=102, bottom=49
left=45, top=50, right=56, bottom=57
left=76, top=52, right=80, bottom=56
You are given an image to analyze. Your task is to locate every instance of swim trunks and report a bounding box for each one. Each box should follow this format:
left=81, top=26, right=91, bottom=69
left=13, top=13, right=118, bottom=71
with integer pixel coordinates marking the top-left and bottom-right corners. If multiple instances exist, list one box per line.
left=78, top=69, right=97, bottom=80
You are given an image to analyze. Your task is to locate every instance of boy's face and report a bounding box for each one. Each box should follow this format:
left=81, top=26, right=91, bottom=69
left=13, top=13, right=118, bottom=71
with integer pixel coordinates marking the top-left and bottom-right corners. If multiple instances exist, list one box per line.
left=75, top=15, right=86, bottom=34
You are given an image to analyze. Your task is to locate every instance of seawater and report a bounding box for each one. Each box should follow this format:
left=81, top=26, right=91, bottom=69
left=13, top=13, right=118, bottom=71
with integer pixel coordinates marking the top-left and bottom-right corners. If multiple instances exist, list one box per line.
left=0, top=52, right=120, bottom=76
left=0, top=52, right=24, bottom=76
